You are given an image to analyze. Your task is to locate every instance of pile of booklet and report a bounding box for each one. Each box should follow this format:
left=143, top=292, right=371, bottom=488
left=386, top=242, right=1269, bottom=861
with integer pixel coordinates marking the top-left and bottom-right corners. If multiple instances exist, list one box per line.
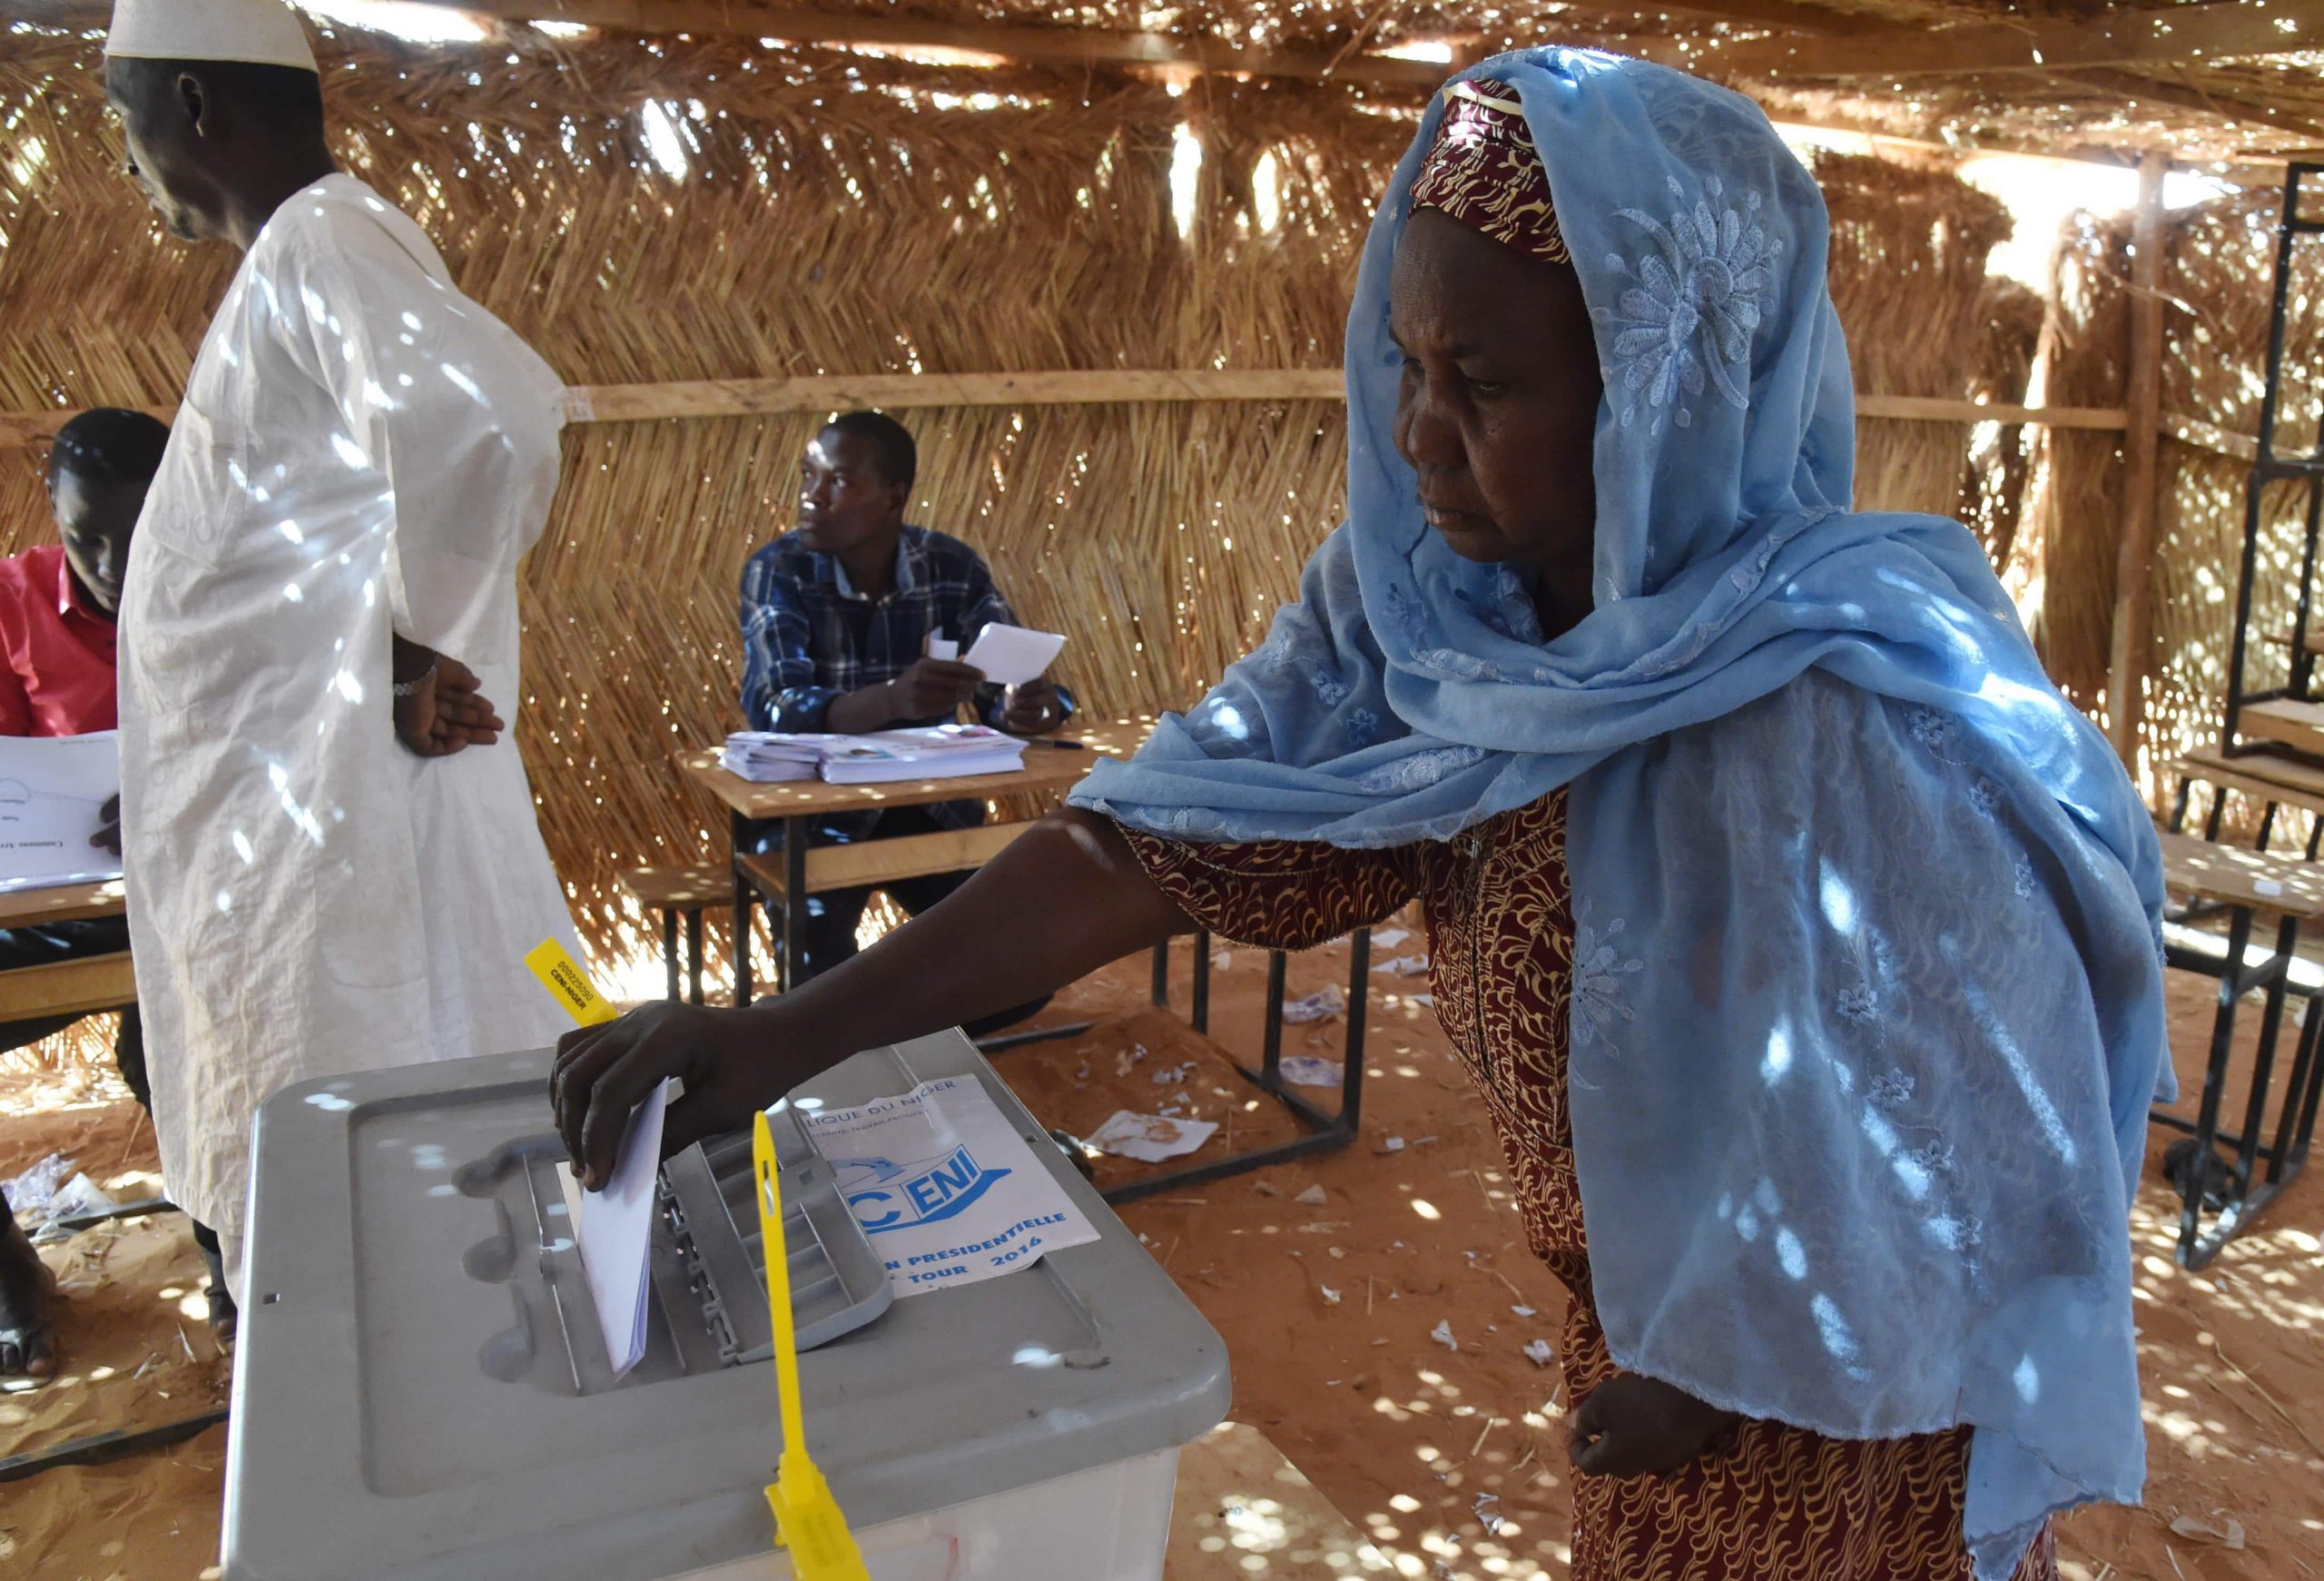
left=720, top=724, right=1028, bottom=786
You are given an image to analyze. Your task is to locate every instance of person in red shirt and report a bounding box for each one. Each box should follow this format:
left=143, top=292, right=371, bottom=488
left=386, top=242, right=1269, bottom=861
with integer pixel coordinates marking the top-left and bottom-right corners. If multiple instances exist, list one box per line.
left=0, top=409, right=220, bottom=1381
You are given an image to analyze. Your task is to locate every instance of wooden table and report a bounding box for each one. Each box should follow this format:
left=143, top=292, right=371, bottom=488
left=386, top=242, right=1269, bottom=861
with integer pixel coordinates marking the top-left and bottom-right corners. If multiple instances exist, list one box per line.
left=679, top=722, right=1149, bottom=1003
left=680, top=721, right=1379, bottom=1202
left=0, top=878, right=133, bottom=1021
left=2154, top=829, right=2324, bottom=1267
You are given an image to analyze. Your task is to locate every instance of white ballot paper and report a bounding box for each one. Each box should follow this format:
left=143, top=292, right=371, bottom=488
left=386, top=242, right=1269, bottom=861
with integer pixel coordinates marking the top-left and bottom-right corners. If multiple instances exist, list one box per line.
left=557, top=1077, right=673, bottom=1379
left=0, top=731, right=122, bottom=893
left=961, top=623, right=1067, bottom=687
left=807, top=1075, right=1100, bottom=1297
left=1086, top=1110, right=1218, bottom=1163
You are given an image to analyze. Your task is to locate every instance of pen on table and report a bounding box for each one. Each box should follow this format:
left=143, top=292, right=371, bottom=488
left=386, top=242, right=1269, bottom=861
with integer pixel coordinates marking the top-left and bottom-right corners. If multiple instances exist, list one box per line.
left=1031, top=739, right=1086, bottom=751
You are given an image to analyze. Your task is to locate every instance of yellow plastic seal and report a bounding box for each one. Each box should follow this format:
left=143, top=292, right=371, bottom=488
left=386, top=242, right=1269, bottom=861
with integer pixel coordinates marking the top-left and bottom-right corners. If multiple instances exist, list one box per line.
left=525, top=938, right=618, bottom=1028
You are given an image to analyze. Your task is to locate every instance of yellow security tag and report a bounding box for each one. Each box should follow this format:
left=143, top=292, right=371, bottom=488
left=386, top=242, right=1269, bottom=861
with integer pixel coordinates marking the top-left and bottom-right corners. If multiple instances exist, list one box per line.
left=526, top=937, right=619, bottom=1028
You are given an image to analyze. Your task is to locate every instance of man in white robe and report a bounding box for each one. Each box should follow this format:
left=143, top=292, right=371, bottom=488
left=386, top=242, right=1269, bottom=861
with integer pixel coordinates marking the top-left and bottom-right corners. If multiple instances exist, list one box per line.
left=104, top=0, right=581, bottom=1299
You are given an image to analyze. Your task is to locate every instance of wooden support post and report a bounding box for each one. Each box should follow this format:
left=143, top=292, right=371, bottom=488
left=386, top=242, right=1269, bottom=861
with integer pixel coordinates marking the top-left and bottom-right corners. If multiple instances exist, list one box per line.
left=2107, top=150, right=2171, bottom=766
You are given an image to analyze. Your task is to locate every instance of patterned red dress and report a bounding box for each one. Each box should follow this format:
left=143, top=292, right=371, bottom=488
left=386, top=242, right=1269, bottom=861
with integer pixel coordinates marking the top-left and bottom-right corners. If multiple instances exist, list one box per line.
left=1120, top=789, right=2057, bottom=1581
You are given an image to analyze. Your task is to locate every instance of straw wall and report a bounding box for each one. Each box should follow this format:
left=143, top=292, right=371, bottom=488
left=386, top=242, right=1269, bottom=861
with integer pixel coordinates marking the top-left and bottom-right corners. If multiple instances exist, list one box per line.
left=0, top=24, right=2037, bottom=1012
left=2034, top=183, right=2324, bottom=803
left=1817, top=150, right=2034, bottom=542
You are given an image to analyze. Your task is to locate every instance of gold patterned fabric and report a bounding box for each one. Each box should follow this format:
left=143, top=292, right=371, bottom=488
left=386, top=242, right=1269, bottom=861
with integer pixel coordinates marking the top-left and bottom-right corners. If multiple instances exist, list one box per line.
left=1120, top=795, right=2059, bottom=1581
left=1409, top=78, right=1571, bottom=267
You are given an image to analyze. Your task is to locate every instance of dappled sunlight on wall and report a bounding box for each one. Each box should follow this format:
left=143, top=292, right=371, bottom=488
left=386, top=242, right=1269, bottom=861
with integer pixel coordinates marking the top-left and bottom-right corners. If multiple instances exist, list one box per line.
left=0, top=22, right=2055, bottom=1011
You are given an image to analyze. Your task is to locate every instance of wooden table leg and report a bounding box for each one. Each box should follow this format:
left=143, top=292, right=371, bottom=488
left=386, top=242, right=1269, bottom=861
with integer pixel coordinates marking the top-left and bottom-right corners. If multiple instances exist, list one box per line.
left=1191, top=929, right=1211, bottom=1035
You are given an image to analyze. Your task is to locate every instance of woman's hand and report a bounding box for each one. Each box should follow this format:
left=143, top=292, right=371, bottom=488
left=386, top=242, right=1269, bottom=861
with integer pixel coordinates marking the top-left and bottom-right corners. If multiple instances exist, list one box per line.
left=548, top=811, right=1194, bottom=1189
left=551, top=1002, right=826, bottom=1188
left=1566, top=1373, right=1741, bottom=1478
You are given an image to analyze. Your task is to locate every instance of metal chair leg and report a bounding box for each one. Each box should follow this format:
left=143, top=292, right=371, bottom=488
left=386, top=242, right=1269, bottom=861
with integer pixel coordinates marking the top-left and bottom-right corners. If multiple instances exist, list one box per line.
left=1191, top=929, right=1211, bottom=1034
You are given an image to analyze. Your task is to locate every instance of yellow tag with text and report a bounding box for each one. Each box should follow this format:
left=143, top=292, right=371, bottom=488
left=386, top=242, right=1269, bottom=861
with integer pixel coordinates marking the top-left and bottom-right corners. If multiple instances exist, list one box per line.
left=526, top=938, right=619, bottom=1028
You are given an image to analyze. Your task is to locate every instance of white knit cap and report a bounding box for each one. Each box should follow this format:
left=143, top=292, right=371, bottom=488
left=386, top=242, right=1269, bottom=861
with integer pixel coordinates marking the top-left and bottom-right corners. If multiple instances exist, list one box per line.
left=106, top=0, right=320, bottom=73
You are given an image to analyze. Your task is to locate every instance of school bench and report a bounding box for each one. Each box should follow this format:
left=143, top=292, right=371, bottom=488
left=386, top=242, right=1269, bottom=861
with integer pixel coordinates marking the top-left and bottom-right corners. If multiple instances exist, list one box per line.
left=2152, top=828, right=2324, bottom=1268
left=0, top=878, right=133, bottom=1022
left=674, top=723, right=1375, bottom=1201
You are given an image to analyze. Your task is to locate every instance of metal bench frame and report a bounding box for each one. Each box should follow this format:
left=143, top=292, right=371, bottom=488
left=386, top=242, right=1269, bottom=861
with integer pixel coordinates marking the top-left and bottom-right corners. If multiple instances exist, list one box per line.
left=2160, top=790, right=2324, bottom=1268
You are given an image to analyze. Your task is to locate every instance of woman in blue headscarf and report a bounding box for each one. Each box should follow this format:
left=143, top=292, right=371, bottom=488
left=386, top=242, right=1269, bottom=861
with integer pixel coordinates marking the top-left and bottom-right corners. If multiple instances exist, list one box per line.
left=557, top=49, right=2166, bottom=1581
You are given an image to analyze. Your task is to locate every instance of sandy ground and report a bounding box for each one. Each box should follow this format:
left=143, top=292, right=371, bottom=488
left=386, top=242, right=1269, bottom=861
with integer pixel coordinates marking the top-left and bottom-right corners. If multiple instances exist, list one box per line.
left=3, top=928, right=2319, bottom=1581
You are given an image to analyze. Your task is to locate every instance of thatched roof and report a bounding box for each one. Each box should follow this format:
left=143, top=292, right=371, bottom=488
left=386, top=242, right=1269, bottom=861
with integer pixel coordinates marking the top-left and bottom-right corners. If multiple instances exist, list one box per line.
left=15, top=0, right=2317, bottom=169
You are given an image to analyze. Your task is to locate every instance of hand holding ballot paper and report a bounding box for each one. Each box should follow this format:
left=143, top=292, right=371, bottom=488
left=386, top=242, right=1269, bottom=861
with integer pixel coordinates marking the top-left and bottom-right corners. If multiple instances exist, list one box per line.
left=920, top=624, right=1068, bottom=735
left=965, top=624, right=1069, bottom=736
left=527, top=939, right=668, bottom=1380
left=0, top=732, right=126, bottom=893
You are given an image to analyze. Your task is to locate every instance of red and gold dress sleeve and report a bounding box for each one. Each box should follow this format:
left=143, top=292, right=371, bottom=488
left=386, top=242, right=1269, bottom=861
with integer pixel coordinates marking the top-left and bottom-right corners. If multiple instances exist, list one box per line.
left=1116, top=827, right=1418, bottom=952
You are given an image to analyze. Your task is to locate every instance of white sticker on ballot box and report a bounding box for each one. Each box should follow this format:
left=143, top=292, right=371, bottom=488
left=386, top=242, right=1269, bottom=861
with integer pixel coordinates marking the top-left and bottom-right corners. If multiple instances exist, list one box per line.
left=803, top=1076, right=1101, bottom=1297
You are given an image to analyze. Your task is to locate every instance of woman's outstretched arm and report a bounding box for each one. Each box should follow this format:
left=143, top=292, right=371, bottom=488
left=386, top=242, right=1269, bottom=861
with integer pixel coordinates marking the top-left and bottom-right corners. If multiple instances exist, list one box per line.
left=552, top=808, right=1193, bottom=1185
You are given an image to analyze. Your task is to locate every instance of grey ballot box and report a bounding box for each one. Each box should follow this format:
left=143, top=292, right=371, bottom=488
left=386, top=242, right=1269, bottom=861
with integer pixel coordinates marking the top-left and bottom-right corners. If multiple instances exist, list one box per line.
left=223, top=1029, right=1231, bottom=1581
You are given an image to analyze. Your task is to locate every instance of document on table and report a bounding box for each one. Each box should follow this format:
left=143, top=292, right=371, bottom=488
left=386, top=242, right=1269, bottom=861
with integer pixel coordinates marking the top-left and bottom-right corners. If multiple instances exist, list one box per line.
left=556, top=1077, right=673, bottom=1379
left=0, top=731, right=122, bottom=893
left=962, top=624, right=1067, bottom=687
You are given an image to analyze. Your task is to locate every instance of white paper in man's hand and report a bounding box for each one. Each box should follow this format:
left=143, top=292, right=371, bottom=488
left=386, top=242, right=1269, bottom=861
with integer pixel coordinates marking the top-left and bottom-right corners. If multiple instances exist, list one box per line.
left=0, top=732, right=122, bottom=893
left=962, top=624, right=1067, bottom=687
left=556, top=1076, right=672, bottom=1378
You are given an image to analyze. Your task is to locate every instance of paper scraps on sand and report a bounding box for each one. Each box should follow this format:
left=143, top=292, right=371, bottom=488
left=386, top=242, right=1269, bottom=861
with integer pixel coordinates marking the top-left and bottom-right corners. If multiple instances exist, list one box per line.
left=1523, top=1339, right=1556, bottom=1367
left=1283, top=985, right=1345, bottom=1024
left=1373, top=927, right=1413, bottom=950
left=1379, top=954, right=1431, bottom=977
left=2168, top=1515, right=2246, bottom=1551
left=1278, top=1055, right=1344, bottom=1088
left=1431, top=1319, right=1458, bottom=1351
left=1295, top=1184, right=1329, bottom=1206
left=1087, top=1110, right=1218, bottom=1162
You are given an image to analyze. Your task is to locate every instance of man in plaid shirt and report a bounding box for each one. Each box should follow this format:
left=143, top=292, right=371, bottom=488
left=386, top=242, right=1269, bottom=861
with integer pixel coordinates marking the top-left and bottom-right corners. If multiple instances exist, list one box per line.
left=738, top=410, right=1074, bottom=995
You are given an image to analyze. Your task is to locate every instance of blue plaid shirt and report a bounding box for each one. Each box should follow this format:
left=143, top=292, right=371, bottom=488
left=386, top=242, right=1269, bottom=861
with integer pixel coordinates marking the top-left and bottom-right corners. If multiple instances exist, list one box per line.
left=739, top=526, right=1075, bottom=835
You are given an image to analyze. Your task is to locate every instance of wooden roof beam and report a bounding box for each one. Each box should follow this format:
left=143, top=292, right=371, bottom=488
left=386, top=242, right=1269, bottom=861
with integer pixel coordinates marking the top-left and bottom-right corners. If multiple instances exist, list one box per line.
left=1692, top=0, right=2324, bottom=78
left=2063, top=64, right=2324, bottom=143
left=1487, top=0, right=1903, bottom=35
left=382, top=1, right=1456, bottom=84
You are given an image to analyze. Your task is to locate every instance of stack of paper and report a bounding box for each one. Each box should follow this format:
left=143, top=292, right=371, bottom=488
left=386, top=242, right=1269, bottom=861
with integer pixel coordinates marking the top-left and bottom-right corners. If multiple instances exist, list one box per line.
left=819, top=725, right=1026, bottom=786
left=724, top=726, right=1028, bottom=786
left=720, top=732, right=836, bottom=782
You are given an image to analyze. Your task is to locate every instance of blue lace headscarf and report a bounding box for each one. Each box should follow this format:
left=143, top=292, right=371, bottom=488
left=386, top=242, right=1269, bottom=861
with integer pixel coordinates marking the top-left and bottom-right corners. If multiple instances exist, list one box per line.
left=1071, top=47, right=2169, bottom=1576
